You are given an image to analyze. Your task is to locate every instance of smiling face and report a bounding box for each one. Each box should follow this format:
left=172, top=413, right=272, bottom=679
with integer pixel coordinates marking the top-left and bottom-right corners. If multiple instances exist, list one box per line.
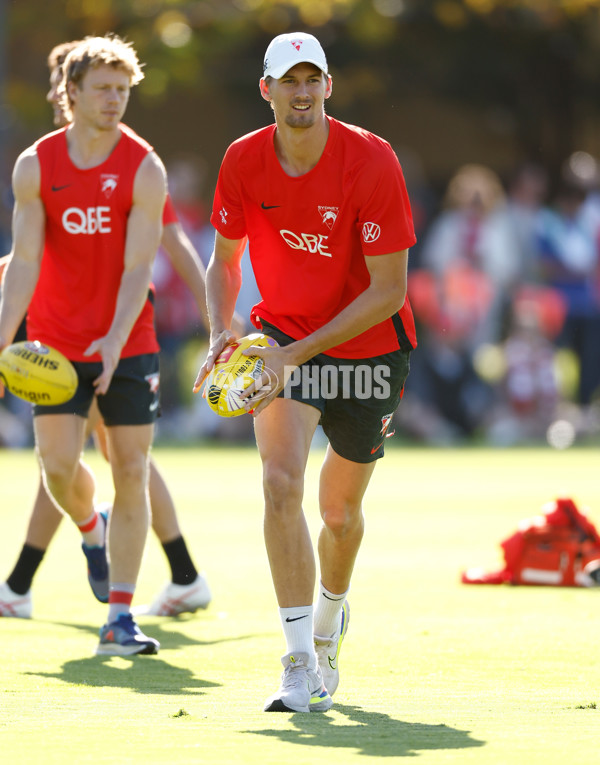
left=260, top=62, right=332, bottom=130
left=68, top=64, right=131, bottom=131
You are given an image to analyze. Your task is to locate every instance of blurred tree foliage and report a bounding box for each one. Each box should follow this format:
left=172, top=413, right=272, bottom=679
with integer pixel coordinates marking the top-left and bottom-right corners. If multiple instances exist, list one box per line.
left=3, top=0, right=600, bottom=194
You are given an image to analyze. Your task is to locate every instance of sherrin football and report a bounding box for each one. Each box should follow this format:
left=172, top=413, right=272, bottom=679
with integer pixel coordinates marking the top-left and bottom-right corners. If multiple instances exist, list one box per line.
left=205, top=333, right=279, bottom=417
left=0, top=340, right=77, bottom=405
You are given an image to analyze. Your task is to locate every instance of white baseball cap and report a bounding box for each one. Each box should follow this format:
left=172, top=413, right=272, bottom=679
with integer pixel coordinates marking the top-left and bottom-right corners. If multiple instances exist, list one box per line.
left=263, top=32, right=328, bottom=80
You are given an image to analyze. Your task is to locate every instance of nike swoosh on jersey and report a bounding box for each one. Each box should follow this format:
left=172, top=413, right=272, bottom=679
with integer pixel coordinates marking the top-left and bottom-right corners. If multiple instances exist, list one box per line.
left=51, top=184, right=71, bottom=192
left=261, top=202, right=281, bottom=210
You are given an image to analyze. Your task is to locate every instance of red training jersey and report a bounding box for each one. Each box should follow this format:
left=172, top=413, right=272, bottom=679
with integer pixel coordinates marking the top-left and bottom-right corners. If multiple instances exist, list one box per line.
left=27, top=123, right=160, bottom=361
left=211, top=116, right=417, bottom=358
left=162, top=193, right=179, bottom=227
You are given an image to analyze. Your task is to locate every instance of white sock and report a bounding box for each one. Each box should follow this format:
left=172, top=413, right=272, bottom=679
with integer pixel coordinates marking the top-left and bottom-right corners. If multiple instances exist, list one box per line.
left=76, top=510, right=104, bottom=548
left=107, top=583, right=136, bottom=622
left=314, top=582, right=348, bottom=639
left=279, top=605, right=316, bottom=669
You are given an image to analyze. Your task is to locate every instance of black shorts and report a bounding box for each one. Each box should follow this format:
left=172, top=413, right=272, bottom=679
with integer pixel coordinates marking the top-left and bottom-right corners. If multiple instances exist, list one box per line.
left=261, top=322, right=410, bottom=464
left=33, top=353, right=160, bottom=426
left=14, top=317, right=27, bottom=344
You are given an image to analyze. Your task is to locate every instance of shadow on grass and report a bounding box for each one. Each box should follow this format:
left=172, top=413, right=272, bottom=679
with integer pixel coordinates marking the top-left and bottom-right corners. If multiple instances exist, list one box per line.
left=26, top=653, right=219, bottom=696
left=248, top=703, right=485, bottom=758
left=24, top=620, right=255, bottom=696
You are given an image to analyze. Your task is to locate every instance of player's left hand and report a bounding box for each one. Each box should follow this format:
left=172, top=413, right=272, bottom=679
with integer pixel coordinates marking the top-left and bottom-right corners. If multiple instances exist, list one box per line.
left=239, top=344, right=298, bottom=417
left=84, top=335, right=122, bottom=395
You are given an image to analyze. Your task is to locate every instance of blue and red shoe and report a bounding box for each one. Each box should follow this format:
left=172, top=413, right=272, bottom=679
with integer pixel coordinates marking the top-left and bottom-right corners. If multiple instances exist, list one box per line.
left=95, top=613, right=160, bottom=656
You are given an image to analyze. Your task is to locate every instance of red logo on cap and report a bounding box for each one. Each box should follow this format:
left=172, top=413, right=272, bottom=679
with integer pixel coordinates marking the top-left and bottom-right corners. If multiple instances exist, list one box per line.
left=291, top=40, right=303, bottom=51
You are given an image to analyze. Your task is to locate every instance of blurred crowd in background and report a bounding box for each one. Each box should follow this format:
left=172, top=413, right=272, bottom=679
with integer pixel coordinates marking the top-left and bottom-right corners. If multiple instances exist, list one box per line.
left=2, top=144, right=600, bottom=451
left=400, top=150, right=600, bottom=449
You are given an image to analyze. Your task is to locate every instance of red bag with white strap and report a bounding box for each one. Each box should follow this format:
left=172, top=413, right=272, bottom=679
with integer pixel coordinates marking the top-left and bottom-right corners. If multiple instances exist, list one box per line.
left=462, top=498, right=600, bottom=587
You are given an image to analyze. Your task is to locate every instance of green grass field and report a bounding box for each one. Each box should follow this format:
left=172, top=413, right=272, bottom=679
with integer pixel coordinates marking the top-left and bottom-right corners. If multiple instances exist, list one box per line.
left=2, top=443, right=600, bottom=764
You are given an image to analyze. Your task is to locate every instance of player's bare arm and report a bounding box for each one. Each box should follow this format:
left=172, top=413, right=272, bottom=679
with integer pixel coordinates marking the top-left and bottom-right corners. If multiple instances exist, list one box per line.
left=85, top=150, right=166, bottom=394
left=0, top=149, right=45, bottom=352
left=161, top=221, right=211, bottom=332
left=206, top=231, right=246, bottom=341
left=162, top=223, right=247, bottom=340
left=193, top=231, right=246, bottom=392
left=245, top=249, right=409, bottom=415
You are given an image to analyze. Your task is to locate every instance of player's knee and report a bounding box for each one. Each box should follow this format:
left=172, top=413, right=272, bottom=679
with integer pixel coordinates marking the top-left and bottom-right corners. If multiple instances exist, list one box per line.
left=40, top=452, right=78, bottom=492
left=321, top=502, right=364, bottom=540
left=111, top=454, right=147, bottom=493
left=262, top=462, right=304, bottom=512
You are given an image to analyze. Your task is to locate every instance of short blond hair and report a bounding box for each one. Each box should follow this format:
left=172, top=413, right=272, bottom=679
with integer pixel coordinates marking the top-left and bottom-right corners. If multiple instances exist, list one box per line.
left=59, top=34, right=144, bottom=121
left=47, top=40, right=82, bottom=72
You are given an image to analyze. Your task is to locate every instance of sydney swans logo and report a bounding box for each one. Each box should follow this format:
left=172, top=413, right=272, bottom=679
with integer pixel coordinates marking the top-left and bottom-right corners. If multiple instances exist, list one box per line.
left=101, top=174, right=119, bottom=198
left=319, top=206, right=339, bottom=230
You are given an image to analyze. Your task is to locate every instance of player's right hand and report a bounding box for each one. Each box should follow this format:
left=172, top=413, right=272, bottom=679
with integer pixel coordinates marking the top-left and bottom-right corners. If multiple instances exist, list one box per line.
left=193, top=329, right=238, bottom=394
left=84, top=334, right=122, bottom=396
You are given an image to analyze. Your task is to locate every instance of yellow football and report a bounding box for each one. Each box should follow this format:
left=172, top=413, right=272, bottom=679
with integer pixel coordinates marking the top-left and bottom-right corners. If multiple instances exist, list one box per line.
left=0, top=340, right=78, bottom=405
left=204, top=333, right=279, bottom=417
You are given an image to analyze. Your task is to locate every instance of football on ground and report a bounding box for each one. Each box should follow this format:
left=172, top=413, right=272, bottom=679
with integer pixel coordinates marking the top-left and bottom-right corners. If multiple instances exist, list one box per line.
left=0, top=340, right=77, bottom=405
left=204, top=333, right=279, bottom=417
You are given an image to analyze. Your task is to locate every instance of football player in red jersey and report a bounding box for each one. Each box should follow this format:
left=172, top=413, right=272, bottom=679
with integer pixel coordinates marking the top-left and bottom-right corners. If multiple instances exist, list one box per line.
left=0, top=35, right=169, bottom=655
left=0, top=40, right=217, bottom=622
left=194, top=33, right=416, bottom=711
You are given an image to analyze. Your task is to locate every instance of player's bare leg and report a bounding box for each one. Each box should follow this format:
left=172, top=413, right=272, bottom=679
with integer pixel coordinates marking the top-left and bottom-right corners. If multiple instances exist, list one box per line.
left=148, top=462, right=181, bottom=541
left=94, top=399, right=208, bottom=615
left=25, top=402, right=100, bottom=546
left=92, top=400, right=179, bottom=540
left=255, top=398, right=332, bottom=712
left=2, top=409, right=104, bottom=616
left=130, top=459, right=211, bottom=616
left=24, top=481, right=63, bottom=549
left=33, top=414, right=95, bottom=524
left=95, top=422, right=159, bottom=656
left=313, top=447, right=373, bottom=695
left=32, top=412, right=110, bottom=603
left=104, top=423, right=154, bottom=586
left=8, top=396, right=204, bottom=620
left=88, top=398, right=108, bottom=455
left=254, top=398, right=321, bottom=608
left=23, top=405, right=99, bottom=551
left=317, top=446, right=372, bottom=594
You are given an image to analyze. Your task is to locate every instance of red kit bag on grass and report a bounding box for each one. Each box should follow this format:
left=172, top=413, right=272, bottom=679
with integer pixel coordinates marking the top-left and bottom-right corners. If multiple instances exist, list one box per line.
left=462, top=498, right=600, bottom=587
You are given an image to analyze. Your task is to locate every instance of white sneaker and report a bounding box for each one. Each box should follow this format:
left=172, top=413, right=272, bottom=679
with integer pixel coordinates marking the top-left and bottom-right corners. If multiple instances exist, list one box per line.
left=263, top=652, right=333, bottom=713
left=314, top=600, right=350, bottom=696
left=0, top=582, right=33, bottom=618
left=133, top=574, right=212, bottom=616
